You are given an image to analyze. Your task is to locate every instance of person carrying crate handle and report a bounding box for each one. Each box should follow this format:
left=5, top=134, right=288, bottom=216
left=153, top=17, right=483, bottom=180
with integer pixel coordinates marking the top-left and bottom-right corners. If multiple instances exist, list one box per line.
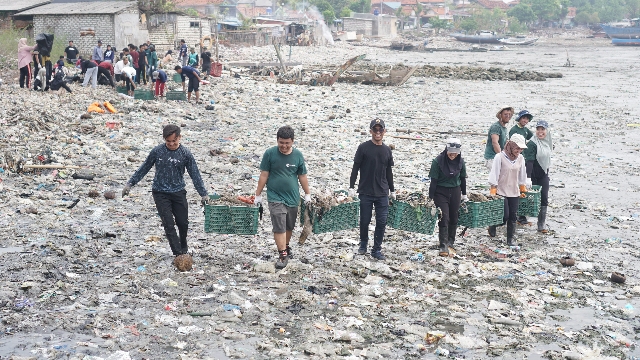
left=349, top=119, right=395, bottom=261
left=428, top=138, right=468, bottom=257
left=254, top=126, right=311, bottom=269
left=523, top=120, right=553, bottom=234
left=487, top=133, right=528, bottom=246
left=122, top=125, right=208, bottom=264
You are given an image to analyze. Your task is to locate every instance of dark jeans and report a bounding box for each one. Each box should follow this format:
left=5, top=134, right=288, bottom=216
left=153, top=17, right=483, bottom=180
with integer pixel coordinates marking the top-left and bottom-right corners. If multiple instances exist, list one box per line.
left=503, top=197, right=519, bottom=225
left=359, top=194, right=389, bottom=253
left=44, top=60, right=52, bottom=90
left=19, top=65, right=31, bottom=88
left=532, top=174, right=550, bottom=206
left=433, top=186, right=461, bottom=228
left=137, top=64, right=146, bottom=84
left=153, top=189, right=189, bottom=256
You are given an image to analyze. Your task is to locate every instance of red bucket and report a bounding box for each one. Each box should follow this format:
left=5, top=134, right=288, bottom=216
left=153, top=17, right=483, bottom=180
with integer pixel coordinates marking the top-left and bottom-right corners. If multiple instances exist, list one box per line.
left=210, top=62, right=222, bottom=77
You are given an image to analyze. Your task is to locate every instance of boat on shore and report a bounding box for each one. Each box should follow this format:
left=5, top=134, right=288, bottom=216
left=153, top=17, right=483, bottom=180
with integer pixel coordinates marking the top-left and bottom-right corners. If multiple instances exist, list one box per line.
left=601, top=20, right=640, bottom=38
left=612, top=38, right=640, bottom=46
left=450, top=31, right=504, bottom=44
left=499, top=37, right=538, bottom=45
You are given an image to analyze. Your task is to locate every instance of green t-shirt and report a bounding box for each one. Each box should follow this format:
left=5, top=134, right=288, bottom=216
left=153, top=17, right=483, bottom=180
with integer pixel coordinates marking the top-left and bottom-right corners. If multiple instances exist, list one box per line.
left=428, top=158, right=467, bottom=188
left=523, top=140, right=537, bottom=161
left=259, top=146, right=307, bottom=207
left=147, top=51, right=158, bottom=68
left=484, top=121, right=507, bottom=160
left=509, top=124, right=533, bottom=140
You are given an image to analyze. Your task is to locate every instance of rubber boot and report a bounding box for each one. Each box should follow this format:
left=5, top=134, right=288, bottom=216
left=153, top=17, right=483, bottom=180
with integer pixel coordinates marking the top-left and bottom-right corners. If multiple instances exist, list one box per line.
left=447, top=224, right=457, bottom=250
left=537, top=206, right=548, bottom=233
left=506, top=221, right=517, bottom=246
left=488, top=225, right=497, bottom=237
left=438, top=226, right=449, bottom=256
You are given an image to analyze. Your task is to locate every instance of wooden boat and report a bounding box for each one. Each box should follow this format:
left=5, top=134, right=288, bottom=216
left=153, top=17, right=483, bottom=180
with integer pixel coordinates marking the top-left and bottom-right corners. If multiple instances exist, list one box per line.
left=450, top=31, right=504, bottom=44
left=499, top=38, right=538, bottom=45
left=612, top=38, right=640, bottom=46
left=602, top=21, right=640, bottom=39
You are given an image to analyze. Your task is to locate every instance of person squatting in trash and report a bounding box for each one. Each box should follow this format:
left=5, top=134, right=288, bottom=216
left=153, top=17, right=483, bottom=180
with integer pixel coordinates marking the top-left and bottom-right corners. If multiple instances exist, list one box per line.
left=153, top=70, right=167, bottom=97
left=254, top=126, right=311, bottom=269
left=120, top=66, right=137, bottom=96
left=428, top=138, right=467, bottom=257
left=175, top=65, right=203, bottom=103
left=488, top=133, right=529, bottom=246
left=122, top=125, right=209, bottom=257
left=523, top=120, right=553, bottom=234
left=349, top=119, right=395, bottom=261
left=484, top=106, right=513, bottom=171
left=49, top=67, right=72, bottom=93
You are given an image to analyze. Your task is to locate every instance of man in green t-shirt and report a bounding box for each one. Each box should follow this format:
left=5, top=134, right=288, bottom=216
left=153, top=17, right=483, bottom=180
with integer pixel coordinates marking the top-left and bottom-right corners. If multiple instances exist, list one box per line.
left=484, top=106, right=513, bottom=170
left=509, top=110, right=533, bottom=141
left=255, top=126, right=311, bottom=269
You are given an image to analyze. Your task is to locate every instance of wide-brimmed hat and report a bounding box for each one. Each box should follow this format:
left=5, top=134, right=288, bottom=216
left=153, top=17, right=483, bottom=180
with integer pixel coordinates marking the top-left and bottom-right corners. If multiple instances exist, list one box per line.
left=510, top=133, right=527, bottom=149
left=516, top=109, right=533, bottom=121
left=496, top=106, right=514, bottom=119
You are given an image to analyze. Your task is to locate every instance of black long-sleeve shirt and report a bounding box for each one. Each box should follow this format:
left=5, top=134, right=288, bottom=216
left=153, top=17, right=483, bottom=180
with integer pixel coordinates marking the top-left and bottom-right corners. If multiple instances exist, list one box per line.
left=350, top=140, right=394, bottom=197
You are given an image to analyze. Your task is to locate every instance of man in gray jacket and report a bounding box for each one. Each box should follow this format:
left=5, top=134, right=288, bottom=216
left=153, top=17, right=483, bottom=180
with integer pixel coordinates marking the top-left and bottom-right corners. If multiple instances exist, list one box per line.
left=92, top=40, right=104, bottom=63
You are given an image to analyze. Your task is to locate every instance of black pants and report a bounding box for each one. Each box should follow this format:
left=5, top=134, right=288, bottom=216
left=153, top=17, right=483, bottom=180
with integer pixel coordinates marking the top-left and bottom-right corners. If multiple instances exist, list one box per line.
left=503, top=197, right=519, bottom=224
left=153, top=190, right=189, bottom=256
left=532, top=174, right=550, bottom=206
left=359, top=194, right=389, bottom=253
left=19, top=65, right=31, bottom=88
left=44, top=60, right=52, bottom=90
left=137, top=64, right=146, bottom=84
left=433, top=186, right=461, bottom=228
left=51, top=82, right=72, bottom=93
left=97, top=68, right=114, bottom=87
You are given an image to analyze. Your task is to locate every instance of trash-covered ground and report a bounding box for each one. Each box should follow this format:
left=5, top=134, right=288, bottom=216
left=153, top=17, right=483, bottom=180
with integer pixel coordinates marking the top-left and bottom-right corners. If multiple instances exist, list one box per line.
left=1, top=35, right=640, bottom=359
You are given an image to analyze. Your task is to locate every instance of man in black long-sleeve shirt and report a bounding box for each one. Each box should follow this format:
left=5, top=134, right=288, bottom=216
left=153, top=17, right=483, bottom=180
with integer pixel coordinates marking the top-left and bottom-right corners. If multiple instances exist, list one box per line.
left=349, top=119, right=395, bottom=261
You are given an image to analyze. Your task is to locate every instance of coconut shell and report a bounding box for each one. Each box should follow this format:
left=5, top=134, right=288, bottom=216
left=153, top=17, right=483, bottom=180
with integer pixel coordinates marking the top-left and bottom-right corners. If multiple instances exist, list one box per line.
left=174, top=254, right=193, bottom=272
left=88, top=190, right=100, bottom=198
left=104, top=191, right=116, bottom=200
left=611, top=272, right=626, bottom=284
left=559, top=256, right=575, bottom=267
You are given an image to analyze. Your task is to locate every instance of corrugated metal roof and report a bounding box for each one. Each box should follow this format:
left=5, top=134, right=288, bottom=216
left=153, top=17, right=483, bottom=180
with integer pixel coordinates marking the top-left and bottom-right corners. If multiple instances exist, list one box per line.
left=15, top=1, right=136, bottom=15
left=0, top=0, right=51, bottom=12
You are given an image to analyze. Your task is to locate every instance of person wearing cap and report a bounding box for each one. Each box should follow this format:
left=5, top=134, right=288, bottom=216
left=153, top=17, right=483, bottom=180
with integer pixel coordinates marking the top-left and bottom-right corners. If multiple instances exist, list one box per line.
left=509, top=110, right=534, bottom=141
left=92, top=40, right=104, bottom=63
left=488, top=133, right=528, bottom=246
left=254, top=126, right=311, bottom=269
left=153, top=69, right=167, bottom=97
left=484, top=106, right=513, bottom=171
left=524, top=120, right=553, bottom=234
left=428, top=138, right=467, bottom=256
left=349, top=119, right=395, bottom=261
left=179, top=39, right=188, bottom=66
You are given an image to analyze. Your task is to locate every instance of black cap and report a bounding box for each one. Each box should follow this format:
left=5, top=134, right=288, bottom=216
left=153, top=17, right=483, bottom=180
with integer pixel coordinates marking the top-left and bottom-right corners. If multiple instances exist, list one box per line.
left=369, top=118, right=386, bottom=129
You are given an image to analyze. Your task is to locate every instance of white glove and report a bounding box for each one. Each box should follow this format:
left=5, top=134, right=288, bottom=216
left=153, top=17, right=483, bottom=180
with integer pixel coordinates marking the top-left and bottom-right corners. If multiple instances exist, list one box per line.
left=201, top=196, right=208, bottom=206
left=122, top=184, right=131, bottom=197
left=254, top=194, right=262, bottom=206
left=304, top=193, right=311, bottom=204
left=526, top=178, right=532, bottom=189
left=348, top=188, right=357, bottom=198
left=390, top=192, right=396, bottom=200
left=461, top=194, right=468, bottom=202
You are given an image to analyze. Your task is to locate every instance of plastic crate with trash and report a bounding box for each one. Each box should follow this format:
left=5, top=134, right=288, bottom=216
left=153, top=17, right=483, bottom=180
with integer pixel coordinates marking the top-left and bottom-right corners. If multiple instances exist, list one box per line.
left=458, top=197, right=504, bottom=228
left=518, top=185, right=542, bottom=217
left=204, top=195, right=259, bottom=235
left=299, top=195, right=359, bottom=234
left=133, top=89, right=155, bottom=100
left=387, top=201, right=439, bottom=235
left=166, top=90, right=186, bottom=101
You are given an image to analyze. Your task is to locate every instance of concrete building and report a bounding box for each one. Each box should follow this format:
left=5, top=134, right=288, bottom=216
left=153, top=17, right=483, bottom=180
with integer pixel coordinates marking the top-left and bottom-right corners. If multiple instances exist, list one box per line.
left=15, top=1, right=148, bottom=55
left=147, top=13, right=214, bottom=50
left=342, top=13, right=397, bottom=38
left=0, top=0, right=51, bottom=29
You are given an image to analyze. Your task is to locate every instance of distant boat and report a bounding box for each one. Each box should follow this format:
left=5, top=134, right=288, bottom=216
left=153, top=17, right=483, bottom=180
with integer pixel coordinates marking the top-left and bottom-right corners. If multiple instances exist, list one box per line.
left=601, top=22, right=640, bottom=39
left=612, top=38, right=640, bottom=46
left=499, top=38, right=538, bottom=45
left=450, top=31, right=504, bottom=44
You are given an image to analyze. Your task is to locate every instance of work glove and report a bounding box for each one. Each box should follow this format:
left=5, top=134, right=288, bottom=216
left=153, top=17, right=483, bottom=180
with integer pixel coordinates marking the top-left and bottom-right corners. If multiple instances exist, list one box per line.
left=304, top=193, right=312, bottom=204
left=254, top=194, right=262, bottom=207
left=519, top=185, right=527, bottom=197
left=490, top=187, right=497, bottom=196
left=201, top=195, right=209, bottom=206
left=526, top=178, right=532, bottom=189
left=390, top=192, right=396, bottom=201
left=461, top=194, right=468, bottom=203
left=122, top=184, right=131, bottom=197
left=348, top=188, right=357, bottom=198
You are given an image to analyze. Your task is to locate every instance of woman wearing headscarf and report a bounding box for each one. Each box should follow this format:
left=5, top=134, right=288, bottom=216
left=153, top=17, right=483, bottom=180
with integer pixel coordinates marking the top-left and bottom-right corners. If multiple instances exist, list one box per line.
left=18, top=38, right=36, bottom=88
left=488, top=133, right=528, bottom=246
left=524, top=120, right=553, bottom=234
left=428, top=138, right=468, bottom=256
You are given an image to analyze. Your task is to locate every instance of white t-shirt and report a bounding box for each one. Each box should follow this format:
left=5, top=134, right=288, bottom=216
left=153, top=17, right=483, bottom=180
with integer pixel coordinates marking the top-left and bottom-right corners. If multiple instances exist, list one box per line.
left=121, top=66, right=136, bottom=79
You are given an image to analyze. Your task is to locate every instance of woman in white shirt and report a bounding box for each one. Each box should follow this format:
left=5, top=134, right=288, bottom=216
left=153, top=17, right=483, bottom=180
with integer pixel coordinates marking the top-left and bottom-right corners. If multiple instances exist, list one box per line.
left=487, top=133, right=528, bottom=246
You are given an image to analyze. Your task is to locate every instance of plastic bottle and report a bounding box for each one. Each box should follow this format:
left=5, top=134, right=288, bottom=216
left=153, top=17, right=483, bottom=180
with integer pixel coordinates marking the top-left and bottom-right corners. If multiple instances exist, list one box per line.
left=550, top=286, right=572, bottom=298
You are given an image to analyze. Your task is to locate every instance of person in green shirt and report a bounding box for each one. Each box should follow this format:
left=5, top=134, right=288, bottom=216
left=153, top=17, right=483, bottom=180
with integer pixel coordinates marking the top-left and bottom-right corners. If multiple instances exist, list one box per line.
left=255, top=126, right=311, bottom=269
left=429, top=138, right=467, bottom=256
left=509, top=110, right=533, bottom=141
left=484, top=106, right=513, bottom=170
left=147, top=45, right=158, bottom=82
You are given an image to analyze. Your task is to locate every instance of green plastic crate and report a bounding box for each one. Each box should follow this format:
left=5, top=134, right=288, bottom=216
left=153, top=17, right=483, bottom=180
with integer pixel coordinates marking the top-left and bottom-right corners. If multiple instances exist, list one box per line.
left=518, top=185, right=541, bottom=217
left=166, top=90, right=186, bottom=101
left=204, top=203, right=259, bottom=234
left=116, top=86, right=127, bottom=94
left=458, top=197, right=504, bottom=228
left=387, top=201, right=439, bottom=235
left=299, top=200, right=359, bottom=234
left=134, top=89, right=155, bottom=100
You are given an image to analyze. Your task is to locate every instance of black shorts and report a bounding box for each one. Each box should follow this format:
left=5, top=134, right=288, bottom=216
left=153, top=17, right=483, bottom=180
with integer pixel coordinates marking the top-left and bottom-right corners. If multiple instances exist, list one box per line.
left=202, top=63, right=211, bottom=75
left=188, top=77, right=199, bottom=92
left=115, top=74, right=121, bottom=82
left=125, top=78, right=135, bottom=91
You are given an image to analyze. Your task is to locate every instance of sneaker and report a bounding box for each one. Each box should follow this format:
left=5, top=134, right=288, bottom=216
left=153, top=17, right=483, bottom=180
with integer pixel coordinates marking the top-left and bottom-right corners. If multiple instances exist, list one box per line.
left=371, top=251, right=385, bottom=261
left=357, top=247, right=367, bottom=255
left=275, top=249, right=289, bottom=269
left=286, top=245, right=293, bottom=259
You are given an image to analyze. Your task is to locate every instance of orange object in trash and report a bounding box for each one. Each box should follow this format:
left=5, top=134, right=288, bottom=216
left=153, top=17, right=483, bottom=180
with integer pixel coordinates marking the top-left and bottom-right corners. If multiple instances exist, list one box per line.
left=237, top=195, right=255, bottom=204
left=103, top=101, right=117, bottom=113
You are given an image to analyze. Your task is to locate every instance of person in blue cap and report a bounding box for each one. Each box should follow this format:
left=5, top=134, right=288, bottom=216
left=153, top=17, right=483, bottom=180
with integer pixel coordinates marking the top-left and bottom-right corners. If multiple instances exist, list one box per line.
left=524, top=120, right=553, bottom=234
left=510, top=110, right=534, bottom=140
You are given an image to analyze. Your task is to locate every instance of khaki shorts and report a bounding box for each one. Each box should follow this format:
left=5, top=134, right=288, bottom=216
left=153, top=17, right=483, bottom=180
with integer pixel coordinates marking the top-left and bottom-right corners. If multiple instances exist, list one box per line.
left=268, top=202, right=298, bottom=233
